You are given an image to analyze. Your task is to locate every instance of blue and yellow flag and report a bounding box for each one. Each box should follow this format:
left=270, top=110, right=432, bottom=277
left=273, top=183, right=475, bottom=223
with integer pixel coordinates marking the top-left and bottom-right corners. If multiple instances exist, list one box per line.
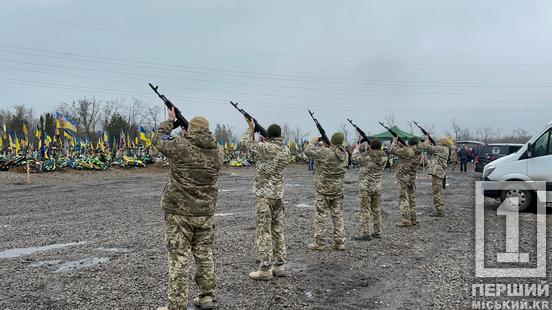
left=56, top=112, right=78, bottom=132
left=139, top=127, right=151, bottom=146
left=55, top=119, right=61, bottom=135
left=64, top=129, right=73, bottom=141
left=14, top=133, right=20, bottom=153
left=45, top=134, right=52, bottom=147
left=8, top=132, right=13, bottom=148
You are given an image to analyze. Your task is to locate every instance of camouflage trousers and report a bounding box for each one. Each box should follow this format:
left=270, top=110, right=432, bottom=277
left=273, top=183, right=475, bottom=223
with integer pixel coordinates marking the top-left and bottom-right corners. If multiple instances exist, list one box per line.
left=359, top=190, right=382, bottom=236
left=165, top=212, right=215, bottom=310
left=313, top=192, right=346, bottom=245
left=255, top=197, right=286, bottom=272
left=397, top=176, right=417, bottom=224
left=432, top=176, right=444, bottom=212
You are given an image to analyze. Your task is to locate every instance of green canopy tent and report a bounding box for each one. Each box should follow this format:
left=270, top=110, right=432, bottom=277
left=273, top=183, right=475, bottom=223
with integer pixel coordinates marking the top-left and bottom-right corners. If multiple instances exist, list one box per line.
left=368, top=126, right=422, bottom=143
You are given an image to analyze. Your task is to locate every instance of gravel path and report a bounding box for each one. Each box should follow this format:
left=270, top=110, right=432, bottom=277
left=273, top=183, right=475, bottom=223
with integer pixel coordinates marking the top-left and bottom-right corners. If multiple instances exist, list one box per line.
left=1, top=166, right=550, bottom=309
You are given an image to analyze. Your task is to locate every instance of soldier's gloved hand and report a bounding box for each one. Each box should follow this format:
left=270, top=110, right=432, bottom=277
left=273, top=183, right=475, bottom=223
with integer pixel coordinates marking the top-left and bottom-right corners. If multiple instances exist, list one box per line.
left=310, top=137, right=320, bottom=145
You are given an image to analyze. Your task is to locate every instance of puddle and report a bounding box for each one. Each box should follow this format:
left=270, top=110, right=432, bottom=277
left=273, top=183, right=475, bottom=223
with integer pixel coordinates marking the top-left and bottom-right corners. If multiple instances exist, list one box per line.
left=30, top=260, right=63, bottom=268
left=56, top=257, right=110, bottom=272
left=96, top=247, right=130, bottom=253
left=215, top=213, right=236, bottom=217
left=0, top=241, right=87, bottom=259
left=295, top=204, right=314, bottom=209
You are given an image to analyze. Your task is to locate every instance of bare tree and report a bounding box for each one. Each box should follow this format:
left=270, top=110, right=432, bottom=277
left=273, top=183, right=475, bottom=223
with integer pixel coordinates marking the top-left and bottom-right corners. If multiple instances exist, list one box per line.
left=127, top=98, right=145, bottom=127
left=422, top=122, right=436, bottom=136
left=281, top=123, right=291, bottom=143
left=406, top=121, right=415, bottom=134
left=102, top=97, right=125, bottom=130
left=494, top=128, right=504, bottom=141
left=475, top=126, right=493, bottom=143
left=0, top=105, right=33, bottom=137
left=512, top=128, right=530, bottom=139
left=384, top=114, right=396, bottom=127
left=460, top=128, right=472, bottom=141
left=291, top=126, right=307, bottom=143
left=451, top=119, right=462, bottom=142
left=144, top=103, right=162, bottom=129
left=59, top=97, right=101, bottom=139
left=338, top=122, right=350, bottom=144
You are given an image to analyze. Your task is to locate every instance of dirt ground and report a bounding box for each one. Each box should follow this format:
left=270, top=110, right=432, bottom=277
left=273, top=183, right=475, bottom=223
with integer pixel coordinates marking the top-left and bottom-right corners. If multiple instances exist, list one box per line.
left=1, top=165, right=550, bottom=310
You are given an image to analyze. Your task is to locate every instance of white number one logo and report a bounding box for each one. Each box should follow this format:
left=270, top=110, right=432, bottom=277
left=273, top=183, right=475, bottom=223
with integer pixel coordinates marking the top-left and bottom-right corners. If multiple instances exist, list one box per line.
left=496, top=197, right=530, bottom=263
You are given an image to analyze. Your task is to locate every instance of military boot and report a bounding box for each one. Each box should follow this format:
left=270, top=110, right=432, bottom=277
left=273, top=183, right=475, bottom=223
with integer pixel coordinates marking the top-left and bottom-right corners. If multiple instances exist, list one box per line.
left=307, top=242, right=326, bottom=251
left=430, top=211, right=444, bottom=217
left=272, top=265, right=288, bottom=278
left=372, top=233, right=382, bottom=239
left=333, top=243, right=346, bottom=251
left=193, top=296, right=214, bottom=309
left=353, top=235, right=372, bottom=241
left=249, top=269, right=273, bottom=281
left=395, top=220, right=412, bottom=227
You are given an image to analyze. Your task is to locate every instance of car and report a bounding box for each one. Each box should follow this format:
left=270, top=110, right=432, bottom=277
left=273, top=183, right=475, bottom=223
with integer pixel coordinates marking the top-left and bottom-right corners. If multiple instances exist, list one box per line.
left=483, top=121, right=552, bottom=210
left=474, top=143, right=524, bottom=173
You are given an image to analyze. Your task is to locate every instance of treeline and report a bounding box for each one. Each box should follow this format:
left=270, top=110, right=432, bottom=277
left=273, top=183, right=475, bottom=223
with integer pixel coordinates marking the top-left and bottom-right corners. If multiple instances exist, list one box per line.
left=449, top=119, right=532, bottom=144
left=0, top=99, right=239, bottom=145
left=0, top=102, right=534, bottom=146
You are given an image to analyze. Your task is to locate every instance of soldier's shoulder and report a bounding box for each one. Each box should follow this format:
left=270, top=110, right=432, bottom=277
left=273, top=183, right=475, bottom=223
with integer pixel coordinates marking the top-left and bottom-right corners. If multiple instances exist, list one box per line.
left=161, top=134, right=175, bottom=141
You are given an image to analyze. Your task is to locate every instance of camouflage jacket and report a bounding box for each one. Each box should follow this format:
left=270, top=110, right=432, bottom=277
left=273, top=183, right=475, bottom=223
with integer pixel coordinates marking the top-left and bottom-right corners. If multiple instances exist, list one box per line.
left=351, top=148, right=387, bottom=192
left=389, top=144, right=421, bottom=181
left=305, top=143, right=349, bottom=197
left=153, top=121, right=223, bottom=216
left=424, top=144, right=448, bottom=179
left=240, top=128, right=290, bottom=199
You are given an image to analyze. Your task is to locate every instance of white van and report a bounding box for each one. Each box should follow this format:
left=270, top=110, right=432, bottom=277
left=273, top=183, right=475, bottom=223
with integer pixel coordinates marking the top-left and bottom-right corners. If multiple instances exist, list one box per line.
left=482, top=121, right=552, bottom=209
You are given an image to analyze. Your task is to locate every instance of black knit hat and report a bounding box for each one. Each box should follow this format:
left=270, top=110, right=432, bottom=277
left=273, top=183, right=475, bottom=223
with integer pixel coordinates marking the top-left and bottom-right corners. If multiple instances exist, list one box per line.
left=370, top=138, right=382, bottom=150
left=408, top=137, right=419, bottom=146
left=267, top=124, right=281, bottom=138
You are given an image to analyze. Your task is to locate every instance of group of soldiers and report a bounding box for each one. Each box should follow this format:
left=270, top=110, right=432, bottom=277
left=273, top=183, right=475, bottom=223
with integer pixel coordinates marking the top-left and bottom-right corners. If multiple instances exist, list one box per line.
left=153, top=108, right=449, bottom=310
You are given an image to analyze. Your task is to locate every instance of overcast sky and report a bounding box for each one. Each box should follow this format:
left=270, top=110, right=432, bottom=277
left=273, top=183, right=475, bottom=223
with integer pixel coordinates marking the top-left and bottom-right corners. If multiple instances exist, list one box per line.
left=1, top=0, right=551, bottom=138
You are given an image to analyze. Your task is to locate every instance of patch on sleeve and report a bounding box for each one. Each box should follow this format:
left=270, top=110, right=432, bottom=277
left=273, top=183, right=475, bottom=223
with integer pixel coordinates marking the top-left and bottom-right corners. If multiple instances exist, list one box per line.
left=161, top=135, right=174, bottom=141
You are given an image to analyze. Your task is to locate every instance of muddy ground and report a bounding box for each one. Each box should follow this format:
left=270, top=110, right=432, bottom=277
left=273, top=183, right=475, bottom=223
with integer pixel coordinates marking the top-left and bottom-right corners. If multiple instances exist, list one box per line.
left=1, top=165, right=550, bottom=310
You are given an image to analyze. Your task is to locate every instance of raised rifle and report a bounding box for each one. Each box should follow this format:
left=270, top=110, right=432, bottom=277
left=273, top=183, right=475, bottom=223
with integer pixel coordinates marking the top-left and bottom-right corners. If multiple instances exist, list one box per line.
left=413, top=121, right=436, bottom=145
left=308, top=110, right=331, bottom=145
left=347, top=118, right=370, bottom=144
left=378, top=122, right=406, bottom=146
left=149, top=83, right=189, bottom=130
left=230, top=101, right=267, bottom=138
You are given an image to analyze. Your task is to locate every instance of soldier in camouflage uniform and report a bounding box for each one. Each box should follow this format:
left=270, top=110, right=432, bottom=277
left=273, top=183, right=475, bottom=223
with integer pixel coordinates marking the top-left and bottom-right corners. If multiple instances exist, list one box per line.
left=351, top=138, right=387, bottom=240
left=423, top=135, right=449, bottom=217
left=154, top=108, right=223, bottom=310
left=240, top=118, right=290, bottom=281
left=389, top=136, right=421, bottom=227
left=304, top=132, right=349, bottom=251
